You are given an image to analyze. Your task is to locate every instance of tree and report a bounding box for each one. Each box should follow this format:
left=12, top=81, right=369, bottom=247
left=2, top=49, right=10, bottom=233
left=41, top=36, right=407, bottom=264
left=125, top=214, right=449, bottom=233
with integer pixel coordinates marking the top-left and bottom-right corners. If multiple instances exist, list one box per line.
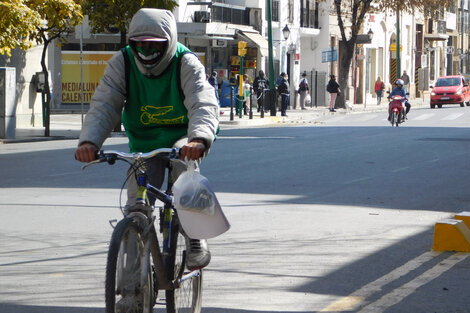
left=82, top=0, right=178, bottom=48
left=0, top=0, right=40, bottom=56
left=29, top=0, right=83, bottom=136
left=331, top=0, right=454, bottom=108
left=0, top=0, right=83, bottom=136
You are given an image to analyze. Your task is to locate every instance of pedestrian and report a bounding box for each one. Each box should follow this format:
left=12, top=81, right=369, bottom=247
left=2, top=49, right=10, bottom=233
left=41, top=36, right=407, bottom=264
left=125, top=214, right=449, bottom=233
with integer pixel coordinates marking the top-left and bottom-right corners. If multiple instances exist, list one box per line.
left=401, top=70, right=410, bottom=93
left=326, top=74, right=340, bottom=112
left=208, top=71, right=219, bottom=103
left=74, top=8, right=219, bottom=270
left=208, top=70, right=224, bottom=115
left=243, top=74, right=251, bottom=115
left=253, top=70, right=269, bottom=113
left=278, top=72, right=290, bottom=116
left=298, top=71, right=309, bottom=110
left=276, top=72, right=285, bottom=87
left=374, top=76, right=385, bottom=105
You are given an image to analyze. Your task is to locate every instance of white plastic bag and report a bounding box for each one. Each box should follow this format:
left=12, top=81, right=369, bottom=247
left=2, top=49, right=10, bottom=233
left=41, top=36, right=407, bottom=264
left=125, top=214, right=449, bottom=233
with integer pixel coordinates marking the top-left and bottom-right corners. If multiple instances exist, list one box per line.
left=172, top=160, right=216, bottom=216
left=305, top=93, right=311, bottom=105
left=172, top=160, right=230, bottom=239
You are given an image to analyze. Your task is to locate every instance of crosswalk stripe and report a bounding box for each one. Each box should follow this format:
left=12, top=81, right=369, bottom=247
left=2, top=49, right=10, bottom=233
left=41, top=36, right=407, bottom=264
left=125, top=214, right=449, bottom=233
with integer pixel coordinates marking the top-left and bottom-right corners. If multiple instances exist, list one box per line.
left=441, top=113, right=464, bottom=120
left=356, top=114, right=379, bottom=121
left=412, top=113, right=435, bottom=121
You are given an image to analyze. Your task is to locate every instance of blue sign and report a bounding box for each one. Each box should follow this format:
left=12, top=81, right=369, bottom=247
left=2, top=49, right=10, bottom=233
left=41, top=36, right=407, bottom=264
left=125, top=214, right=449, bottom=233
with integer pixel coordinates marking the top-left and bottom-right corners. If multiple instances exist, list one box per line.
left=322, top=49, right=338, bottom=63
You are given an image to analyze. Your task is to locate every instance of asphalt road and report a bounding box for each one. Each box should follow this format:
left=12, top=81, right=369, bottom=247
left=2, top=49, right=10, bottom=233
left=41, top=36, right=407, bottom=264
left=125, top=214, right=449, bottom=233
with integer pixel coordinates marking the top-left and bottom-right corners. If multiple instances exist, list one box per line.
left=0, top=107, right=470, bottom=312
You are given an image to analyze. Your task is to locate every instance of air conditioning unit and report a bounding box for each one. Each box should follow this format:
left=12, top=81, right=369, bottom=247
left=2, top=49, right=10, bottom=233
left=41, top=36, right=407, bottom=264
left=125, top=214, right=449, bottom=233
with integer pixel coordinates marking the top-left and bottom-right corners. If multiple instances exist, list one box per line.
left=194, top=11, right=210, bottom=23
left=212, top=39, right=227, bottom=48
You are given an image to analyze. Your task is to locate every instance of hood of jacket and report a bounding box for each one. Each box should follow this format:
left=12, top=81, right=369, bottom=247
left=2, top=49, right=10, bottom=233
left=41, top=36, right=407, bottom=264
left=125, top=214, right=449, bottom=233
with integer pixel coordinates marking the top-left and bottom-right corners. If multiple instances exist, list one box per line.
left=128, top=8, right=178, bottom=77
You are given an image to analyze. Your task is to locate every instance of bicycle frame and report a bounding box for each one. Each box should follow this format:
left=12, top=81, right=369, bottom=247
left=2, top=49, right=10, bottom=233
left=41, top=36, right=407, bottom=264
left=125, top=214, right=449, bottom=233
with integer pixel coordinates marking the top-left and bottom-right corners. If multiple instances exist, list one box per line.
left=84, top=148, right=200, bottom=291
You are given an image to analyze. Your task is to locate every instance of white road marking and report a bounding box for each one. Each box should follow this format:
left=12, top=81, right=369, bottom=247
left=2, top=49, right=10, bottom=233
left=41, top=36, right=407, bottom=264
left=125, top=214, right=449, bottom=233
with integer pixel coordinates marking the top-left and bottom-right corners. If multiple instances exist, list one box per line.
left=412, top=113, right=435, bottom=121
left=343, top=177, right=371, bottom=185
left=355, top=114, right=379, bottom=121
left=357, top=253, right=470, bottom=313
left=391, top=166, right=411, bottom=173
left=441, top=113, right=464, bottom=120
left=319, top=251, right=442, bottom=312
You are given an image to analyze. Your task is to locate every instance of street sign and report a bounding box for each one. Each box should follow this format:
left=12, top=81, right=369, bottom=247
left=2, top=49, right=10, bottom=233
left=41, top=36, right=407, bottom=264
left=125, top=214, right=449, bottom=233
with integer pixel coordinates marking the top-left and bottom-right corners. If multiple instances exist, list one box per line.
left=389, top=44, right=402, bottom=52
left=321, top=49, right=338, bottom=63
left=446, top=46, right=455, bottom=54
left=421, top=54, right=428, bottom=68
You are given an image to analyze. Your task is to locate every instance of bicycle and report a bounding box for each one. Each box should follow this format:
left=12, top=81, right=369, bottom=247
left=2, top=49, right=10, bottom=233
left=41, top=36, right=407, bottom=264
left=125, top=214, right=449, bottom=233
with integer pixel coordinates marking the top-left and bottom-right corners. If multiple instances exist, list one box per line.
left=83, top=147, right=202, bottom=313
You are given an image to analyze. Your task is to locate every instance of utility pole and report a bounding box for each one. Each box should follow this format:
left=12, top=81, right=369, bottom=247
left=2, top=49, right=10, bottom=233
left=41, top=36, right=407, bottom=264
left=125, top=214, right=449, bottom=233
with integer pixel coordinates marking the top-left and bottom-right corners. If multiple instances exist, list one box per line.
left=460, top=0, right=464, bottom=73
left=238, top=41, right=247, bottom=118
left=267, top=0, right=277, bottom=116
left=396, top=7, right=401, bottom=81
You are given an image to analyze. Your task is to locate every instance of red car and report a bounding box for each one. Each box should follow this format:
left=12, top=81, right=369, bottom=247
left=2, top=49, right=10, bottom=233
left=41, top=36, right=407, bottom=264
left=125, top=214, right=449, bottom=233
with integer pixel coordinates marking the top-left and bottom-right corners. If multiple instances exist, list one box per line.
left=430, top=75, right=470, bottom=108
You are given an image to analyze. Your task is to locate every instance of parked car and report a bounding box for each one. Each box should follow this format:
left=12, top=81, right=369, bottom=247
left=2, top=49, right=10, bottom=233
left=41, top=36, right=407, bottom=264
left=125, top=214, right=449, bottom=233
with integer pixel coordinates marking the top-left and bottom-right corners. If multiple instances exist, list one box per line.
left=430, top=75, right=470, bottom=108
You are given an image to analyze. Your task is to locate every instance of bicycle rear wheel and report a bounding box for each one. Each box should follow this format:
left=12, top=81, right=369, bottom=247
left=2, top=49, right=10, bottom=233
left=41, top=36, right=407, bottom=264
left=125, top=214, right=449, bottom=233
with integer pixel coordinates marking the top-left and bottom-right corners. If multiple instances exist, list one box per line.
left=105, top=217, right=154, bottom=313
left=165, top=224, right=203, bottom=313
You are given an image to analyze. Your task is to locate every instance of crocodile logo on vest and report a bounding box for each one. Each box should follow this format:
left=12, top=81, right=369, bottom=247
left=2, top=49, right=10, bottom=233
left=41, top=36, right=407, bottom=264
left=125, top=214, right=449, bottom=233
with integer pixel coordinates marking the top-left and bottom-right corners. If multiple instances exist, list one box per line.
left=140, top=105, right=185, bottom=125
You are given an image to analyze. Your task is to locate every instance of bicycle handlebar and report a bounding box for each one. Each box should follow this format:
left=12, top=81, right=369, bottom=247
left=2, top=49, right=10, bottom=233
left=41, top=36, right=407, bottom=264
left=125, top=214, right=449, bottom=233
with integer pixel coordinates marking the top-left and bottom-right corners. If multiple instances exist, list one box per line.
left=82, top=147, right=180, bottom=170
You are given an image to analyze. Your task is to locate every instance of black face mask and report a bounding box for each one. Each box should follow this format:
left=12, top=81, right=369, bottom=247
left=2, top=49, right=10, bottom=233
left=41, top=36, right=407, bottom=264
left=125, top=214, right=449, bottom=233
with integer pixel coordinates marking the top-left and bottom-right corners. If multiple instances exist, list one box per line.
left=129, top=40, right=168, bottom=68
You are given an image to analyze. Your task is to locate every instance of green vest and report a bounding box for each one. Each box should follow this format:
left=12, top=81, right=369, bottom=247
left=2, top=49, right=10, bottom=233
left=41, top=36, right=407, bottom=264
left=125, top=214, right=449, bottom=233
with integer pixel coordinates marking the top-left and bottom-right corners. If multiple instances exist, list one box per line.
left=122, top=44, right=192, bottom=152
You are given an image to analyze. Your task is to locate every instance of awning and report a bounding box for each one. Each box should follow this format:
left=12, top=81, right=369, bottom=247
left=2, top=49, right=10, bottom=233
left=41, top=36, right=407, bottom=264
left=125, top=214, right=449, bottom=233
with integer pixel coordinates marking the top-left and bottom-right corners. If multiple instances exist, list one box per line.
left=424, top=33, right=449, bottom=41
left=238, top=31, right=270, bottom=57
left=178, top=34, right=234, bottom=41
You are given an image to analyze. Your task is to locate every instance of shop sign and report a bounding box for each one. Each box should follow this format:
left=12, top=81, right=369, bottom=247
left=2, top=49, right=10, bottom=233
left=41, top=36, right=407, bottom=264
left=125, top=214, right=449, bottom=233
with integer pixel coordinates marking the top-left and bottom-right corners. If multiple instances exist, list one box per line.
left=61, top=51, right=114, bottom=105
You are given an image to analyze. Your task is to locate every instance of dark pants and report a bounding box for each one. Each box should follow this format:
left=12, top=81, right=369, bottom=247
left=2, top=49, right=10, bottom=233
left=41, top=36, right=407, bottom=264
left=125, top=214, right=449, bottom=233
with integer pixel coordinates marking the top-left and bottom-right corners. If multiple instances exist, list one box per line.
left=257, top=92, right=265, bottom=112
left=281, top=94, right=289, bottom=116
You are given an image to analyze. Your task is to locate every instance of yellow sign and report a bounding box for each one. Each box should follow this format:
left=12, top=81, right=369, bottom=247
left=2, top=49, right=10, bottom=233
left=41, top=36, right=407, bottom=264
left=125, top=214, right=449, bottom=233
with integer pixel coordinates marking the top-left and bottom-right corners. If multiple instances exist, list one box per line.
left=61, top=51, right=115, bottom=104
left=389, top=44, right=403, bottom=52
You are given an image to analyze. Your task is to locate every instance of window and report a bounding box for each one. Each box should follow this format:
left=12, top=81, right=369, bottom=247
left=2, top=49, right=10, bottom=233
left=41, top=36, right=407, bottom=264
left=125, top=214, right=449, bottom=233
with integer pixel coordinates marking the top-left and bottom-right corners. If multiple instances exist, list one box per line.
left=273, top=0, right=279, bottom=22
left=212, top=3, right=248, bottom=25
left=265, top=0, right=279, bottom=22
left=288, top=0, right=294, bottom=23
left=300, top=0, right=316, bottom=28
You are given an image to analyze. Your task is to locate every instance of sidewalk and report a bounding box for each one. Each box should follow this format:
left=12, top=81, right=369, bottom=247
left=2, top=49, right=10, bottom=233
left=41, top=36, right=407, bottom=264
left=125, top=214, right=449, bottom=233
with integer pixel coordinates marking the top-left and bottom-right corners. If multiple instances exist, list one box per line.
left=0, top=97, right=430, bottom=144
left=219, top=96, right=429, bottom=126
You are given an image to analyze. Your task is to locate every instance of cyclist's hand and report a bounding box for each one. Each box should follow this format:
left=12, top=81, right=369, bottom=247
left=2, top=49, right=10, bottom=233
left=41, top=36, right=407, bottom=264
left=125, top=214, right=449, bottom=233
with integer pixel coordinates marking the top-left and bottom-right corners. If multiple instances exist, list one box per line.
left=75, top=142, right=98, bottom=163
left=180, top=140, right=205, bottom=160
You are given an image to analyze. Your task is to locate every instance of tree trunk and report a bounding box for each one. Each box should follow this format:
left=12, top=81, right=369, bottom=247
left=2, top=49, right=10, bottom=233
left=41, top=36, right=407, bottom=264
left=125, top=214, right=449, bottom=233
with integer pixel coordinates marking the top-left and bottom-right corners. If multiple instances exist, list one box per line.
left=337, top=40, right=355, bottom=109
left=40, top=38, right=51, bottom=137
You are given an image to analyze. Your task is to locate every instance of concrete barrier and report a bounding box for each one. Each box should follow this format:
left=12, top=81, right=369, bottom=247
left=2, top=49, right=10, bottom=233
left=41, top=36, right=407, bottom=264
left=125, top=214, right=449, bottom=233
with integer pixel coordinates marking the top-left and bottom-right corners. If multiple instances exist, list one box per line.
left=433, top=212, right=470, bottom=252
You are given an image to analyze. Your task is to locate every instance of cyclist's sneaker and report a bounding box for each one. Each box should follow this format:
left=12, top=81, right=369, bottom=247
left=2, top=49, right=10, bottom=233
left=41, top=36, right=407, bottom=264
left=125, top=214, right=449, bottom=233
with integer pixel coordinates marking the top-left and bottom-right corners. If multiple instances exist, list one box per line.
left=185, top=238, right=211, bottom=270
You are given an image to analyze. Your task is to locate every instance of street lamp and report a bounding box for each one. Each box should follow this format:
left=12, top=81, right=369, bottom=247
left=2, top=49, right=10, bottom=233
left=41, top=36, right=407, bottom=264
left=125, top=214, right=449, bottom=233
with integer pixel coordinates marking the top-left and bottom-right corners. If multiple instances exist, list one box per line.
left=282, top=24, right=290, bottom=41
left=367, top=29, right=374, bottom=41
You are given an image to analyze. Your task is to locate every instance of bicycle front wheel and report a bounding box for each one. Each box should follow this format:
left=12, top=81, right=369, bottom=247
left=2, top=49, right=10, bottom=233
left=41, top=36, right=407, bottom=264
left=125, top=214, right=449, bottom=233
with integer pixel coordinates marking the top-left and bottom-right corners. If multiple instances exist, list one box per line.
left=105, top=217, right=154, bottom=313
left=165, top=225, right=203, bottom=313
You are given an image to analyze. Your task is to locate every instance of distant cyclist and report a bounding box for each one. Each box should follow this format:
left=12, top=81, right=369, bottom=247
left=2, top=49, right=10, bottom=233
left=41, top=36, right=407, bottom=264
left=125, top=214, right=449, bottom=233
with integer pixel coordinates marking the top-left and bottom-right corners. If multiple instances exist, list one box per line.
left=74, top=8, right=219, bottom=270
left=388, top=79, right=410, bottom=120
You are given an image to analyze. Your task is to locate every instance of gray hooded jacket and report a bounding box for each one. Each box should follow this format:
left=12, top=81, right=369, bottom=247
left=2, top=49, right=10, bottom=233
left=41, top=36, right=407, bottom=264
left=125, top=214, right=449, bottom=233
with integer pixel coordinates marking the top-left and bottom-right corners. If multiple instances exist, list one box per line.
left=78, top=9, right=219, bottom=150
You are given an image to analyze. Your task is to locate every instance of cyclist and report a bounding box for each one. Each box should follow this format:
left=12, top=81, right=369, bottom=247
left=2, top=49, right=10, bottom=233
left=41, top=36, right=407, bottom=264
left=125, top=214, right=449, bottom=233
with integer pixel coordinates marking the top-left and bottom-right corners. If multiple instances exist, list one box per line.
left=74, top=8, right=219, bottom=270
left=387, top=79, right=410, bottom=121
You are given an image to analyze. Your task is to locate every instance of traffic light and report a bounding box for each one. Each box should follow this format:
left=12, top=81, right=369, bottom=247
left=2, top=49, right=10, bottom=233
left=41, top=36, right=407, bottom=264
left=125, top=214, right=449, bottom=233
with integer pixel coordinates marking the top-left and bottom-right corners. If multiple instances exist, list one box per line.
left=238, top=41, right=248, bottom=56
